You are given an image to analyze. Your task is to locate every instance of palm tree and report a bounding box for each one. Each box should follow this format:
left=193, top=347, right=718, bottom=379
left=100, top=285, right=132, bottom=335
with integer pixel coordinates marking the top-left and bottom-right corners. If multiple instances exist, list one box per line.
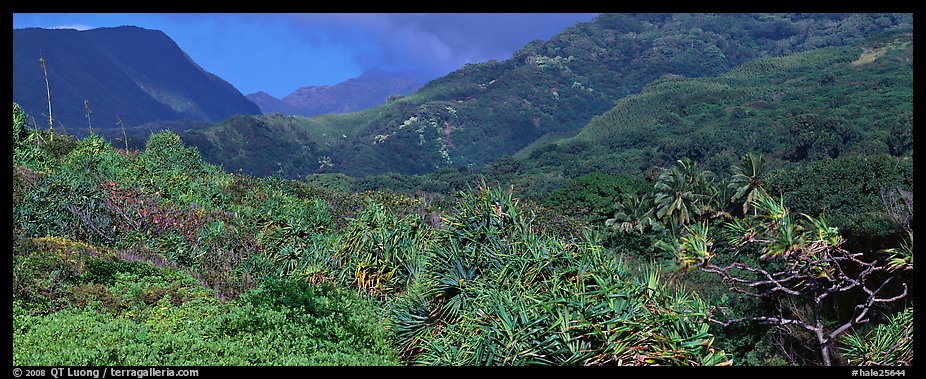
left=654, top=158, right=715, bottom=230
left=606, top=192, right=663, bottom=233
left=729, top=152, right=768, bottom=215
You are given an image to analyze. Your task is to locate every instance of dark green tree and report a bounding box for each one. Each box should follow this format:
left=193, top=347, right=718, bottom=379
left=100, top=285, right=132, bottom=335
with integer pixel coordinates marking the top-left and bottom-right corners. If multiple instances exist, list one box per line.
left=729, top=152, right=768, bottom=215
left=654, top=158, right=717, bottom=230
left=606, top=192, right=663, bottom=234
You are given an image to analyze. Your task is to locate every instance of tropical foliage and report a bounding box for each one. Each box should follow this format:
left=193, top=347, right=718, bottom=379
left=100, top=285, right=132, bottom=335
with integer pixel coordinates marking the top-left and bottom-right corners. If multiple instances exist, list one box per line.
left=389, top=184, right=728, bottom=365
left=840, top=306, right=913, bottom=366
left=13, top=103, right=730, bottom=366
left=729, top=152, right=767, bottom=215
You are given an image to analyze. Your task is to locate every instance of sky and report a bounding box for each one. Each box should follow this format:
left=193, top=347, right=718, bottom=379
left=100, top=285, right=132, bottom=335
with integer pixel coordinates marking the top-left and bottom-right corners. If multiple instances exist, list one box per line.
left=13, top=13, right=600, bottom=98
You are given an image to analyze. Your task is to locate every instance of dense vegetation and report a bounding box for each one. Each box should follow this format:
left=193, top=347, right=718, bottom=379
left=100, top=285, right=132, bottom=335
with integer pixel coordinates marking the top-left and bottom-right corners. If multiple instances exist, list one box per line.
left=11, top=13, right=913, bottom=368
left=13, top=95, right=912, bottom=365
left=519, top=31, right=912, bottom=175
left=181, top=13, right=911, bottom=178
left=342, top=31, right=912, bottom=240
left=14, top=103, right=737, bottom=365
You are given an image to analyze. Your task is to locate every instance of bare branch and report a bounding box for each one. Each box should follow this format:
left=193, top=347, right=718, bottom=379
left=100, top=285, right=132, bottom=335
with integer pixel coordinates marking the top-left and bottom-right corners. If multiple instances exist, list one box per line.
left=880, top=187, right=913, bottom=234
left=827, top=283, right=906, bottom=341
left=685, top=193, right=911, bottom=365
left=710, top=315, right=819, bottom=333
left=702, top=263, right=803, bottom=296
left=873, top=283, right=907, bottom=303
left=728, top=286, right=768, bottom=299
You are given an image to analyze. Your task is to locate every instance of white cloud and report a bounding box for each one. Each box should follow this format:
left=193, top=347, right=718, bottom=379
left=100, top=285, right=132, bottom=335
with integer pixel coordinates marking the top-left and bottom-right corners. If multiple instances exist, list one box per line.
left=48, top=24, right=94, bottom=31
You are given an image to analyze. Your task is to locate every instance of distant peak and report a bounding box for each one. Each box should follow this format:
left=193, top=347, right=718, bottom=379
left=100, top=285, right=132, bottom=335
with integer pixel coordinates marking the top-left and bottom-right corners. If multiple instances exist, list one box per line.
left=247, top=91, right=276, bottom=98
left=360, top=68, right=428, bottom=79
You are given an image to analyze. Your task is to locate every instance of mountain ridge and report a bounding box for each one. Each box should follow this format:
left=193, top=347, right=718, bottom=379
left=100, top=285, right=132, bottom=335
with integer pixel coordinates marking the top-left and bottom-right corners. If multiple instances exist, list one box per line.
left=12, top=26, right=260, bottom=133
left=246, top=69, right=432, bottom=117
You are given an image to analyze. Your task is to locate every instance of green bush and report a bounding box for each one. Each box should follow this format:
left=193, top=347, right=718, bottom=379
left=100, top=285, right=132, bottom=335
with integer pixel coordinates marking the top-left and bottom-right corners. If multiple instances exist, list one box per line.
left=543, top=173, right=650, bottom=223
left=766, top=154, right=913, bottom=241
left=14, top=253, right=400, bottom=366
left=13, top=103, right=49, bottom=170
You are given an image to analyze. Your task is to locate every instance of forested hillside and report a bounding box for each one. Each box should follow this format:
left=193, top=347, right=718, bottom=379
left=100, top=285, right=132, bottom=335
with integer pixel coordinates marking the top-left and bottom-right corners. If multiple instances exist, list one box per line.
left=511, top=31, right=913, bottom=237
left=331, top=31, right=913, bottom=245
left=182, top=13, right=911, bottom=178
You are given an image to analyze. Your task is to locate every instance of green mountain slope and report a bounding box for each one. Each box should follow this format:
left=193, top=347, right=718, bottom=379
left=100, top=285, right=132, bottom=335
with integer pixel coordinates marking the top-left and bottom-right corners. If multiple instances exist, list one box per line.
left=13, top=26, right=260, bottom=133
left=180, top=109, right=378, bottom=178
left=500, top=30, right=913, bottom=239
left=516, top=30, right=912, bottom=180
left=182, top=13, right=911, bottom=178
left=348, top=31, right=912, bottom=240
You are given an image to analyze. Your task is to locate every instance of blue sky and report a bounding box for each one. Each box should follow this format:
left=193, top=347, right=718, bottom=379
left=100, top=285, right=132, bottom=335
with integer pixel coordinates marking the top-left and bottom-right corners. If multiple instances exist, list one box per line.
left=13, top=13, right=600, bottom=98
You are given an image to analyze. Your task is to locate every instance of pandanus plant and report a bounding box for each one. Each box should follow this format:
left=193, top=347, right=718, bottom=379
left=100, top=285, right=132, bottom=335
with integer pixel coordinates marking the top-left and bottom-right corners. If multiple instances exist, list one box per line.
left=336, top=197, right=433, bottom=297
left=390, top=183, right=729, bottom=365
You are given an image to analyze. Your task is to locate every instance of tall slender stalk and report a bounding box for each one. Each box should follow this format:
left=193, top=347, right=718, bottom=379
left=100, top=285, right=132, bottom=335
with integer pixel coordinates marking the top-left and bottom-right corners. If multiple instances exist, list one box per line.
left=39, top=54, right=54, bottom=141
left=117, top=115, right=129, bottom=152
left=84, top=100, right=93, bottom=135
